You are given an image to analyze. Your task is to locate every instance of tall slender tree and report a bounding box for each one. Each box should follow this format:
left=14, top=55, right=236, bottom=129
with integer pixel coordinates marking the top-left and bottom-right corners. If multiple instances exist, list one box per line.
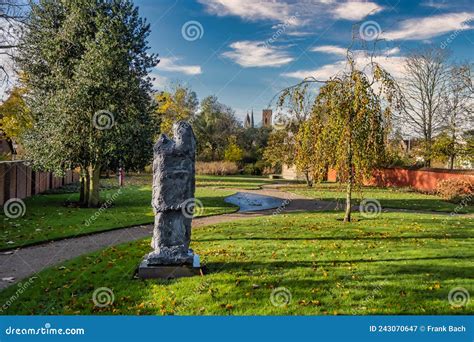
left=440, top=64, right=473, bottom=169
left=398, top=48, right=448, bottom=167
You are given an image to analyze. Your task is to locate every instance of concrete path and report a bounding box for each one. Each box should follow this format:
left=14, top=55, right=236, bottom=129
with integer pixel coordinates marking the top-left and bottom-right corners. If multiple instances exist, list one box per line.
left=0, top=184, right=467, bottom=290
left=0, top=187, right=310, bottom=290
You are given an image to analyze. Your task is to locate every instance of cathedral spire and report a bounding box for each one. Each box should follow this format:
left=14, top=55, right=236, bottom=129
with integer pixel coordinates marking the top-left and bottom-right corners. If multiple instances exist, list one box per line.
left=244, top=111, right=251, bottom=128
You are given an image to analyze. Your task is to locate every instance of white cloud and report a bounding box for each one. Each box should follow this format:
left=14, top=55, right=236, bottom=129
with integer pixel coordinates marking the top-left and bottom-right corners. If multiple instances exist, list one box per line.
left=311, top=45, right=348, bottom=56
left=157, top=57, right=202, bottom=75
left=282, top=61, right=346, bottom=80
left=283, top=52, right=406, bottom=80
left=198, top=0, right=292, bottom=22
left=150, top=73, right=169, bottom=90
left=383, top=12, right=474, bottom=40
left=222, top=40, right=294, bottom=68
left=0, top=53, right=16, bottom=101
left=332, top=1, right=383, bottom=20
left=384, top=47, right=400, bottom=55
left=199, top=0, right=381, bottom=26
left=286, top=31, right=314, bottom=37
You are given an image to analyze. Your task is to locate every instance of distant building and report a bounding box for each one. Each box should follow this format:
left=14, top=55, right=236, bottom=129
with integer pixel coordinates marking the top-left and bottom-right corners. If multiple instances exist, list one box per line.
left=244, top=109, right=255, bottom=129
left=262, top=109, right=272, bottom=127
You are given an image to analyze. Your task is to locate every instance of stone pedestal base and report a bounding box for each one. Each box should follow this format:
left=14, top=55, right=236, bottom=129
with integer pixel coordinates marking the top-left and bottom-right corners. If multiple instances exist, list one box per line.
left=137, top=260, right=201, bottom=279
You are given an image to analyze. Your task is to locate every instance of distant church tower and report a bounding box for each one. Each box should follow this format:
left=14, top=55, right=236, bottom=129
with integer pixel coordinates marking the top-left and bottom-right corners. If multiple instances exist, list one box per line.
left=244, top=109, right=255, bottom=129
left=262, top=109, right=272, bottom=127
left=244, top=112, right=251, bottom=128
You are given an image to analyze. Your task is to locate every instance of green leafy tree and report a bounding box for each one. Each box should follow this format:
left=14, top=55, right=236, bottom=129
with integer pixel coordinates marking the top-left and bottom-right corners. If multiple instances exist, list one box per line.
left=193, top=95, right=239, bottom=161
left=431, top=131, right=456, bottom=166
left=16, top=0, right=158, bottom=207
left=0, top=85, right=31, bottom=155
left=263, top=129, right=294, bottom=172
left=459, top=130, right=474, bottom=167
left=238, top=126, right=271, bottom=164
left=224, top=135, right=243, bottom=162
left=155, top=84, right=198, bottom=136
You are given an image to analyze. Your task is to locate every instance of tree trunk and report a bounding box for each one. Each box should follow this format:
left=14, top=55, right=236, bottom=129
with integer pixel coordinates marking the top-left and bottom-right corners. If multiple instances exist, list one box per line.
left=425, top=138, right=432, bottom=168
left=344, top=171, right=353, bottom=222
left=449, top=155, right=455, bottom=170
left=85, top=171, right=90, bottom=206
left=88, top=165, right=101, bottom=207
left=344, top=131, right=353, bottom=222
left=304, top=171, right=313, bottom=187
left=79, top=169, right=86, bottom=204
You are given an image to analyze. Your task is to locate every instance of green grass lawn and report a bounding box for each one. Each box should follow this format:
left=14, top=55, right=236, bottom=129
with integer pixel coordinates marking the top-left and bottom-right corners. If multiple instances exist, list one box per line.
left=2, top=211, right=472, bottom=315
left=284, top=183, right=474, bottom=213
left=0, top=174, right=241, bottom=250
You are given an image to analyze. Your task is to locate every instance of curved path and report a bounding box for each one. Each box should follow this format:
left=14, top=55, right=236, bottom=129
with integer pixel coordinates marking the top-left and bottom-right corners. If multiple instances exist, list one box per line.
left=0, top=186, right=311, bottom=290
left=0, top=184, right=467, bottom=290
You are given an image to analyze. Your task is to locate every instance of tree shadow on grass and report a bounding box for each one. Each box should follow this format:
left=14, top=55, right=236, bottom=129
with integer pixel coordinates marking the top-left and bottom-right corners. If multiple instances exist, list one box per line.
left=205, top=256, right=473, bottom=274
left=196, top=234, right=474, bottom=242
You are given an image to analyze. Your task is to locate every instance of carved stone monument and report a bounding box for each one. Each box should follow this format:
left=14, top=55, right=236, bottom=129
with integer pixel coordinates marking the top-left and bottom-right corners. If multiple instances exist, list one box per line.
left=138, top=121, right=201, bottom=279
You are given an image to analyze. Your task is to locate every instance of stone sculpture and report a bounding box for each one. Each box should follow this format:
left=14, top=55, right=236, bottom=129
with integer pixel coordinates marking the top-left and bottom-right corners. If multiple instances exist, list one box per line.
left=138, top=121, right=200, bottom=278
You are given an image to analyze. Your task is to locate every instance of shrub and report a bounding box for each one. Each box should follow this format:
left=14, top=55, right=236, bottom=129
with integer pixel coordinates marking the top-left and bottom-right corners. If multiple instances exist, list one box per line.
left=196, top=161, right=239, bottom=175
left=243, top=161, right=269, bottom=176
left=243, top=164, right=257, bottom=175
left=437, top=178, right=474, bottom=203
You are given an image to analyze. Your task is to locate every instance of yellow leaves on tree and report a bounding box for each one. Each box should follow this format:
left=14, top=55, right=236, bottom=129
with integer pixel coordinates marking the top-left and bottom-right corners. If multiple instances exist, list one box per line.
left=0, top=86, right=31, bottom=143
left=154, top=85, right=198, bottom=136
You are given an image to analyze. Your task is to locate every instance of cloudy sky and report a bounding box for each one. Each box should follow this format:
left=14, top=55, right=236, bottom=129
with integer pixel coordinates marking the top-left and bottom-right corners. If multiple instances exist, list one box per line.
left=4, top=0, right=473, bottom=123
left=136, top=0, right=473, bottom=122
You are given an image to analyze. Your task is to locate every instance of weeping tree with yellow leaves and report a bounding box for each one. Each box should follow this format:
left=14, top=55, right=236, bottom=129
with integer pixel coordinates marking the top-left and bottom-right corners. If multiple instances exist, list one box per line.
left=282, top=50, right=399, bottom=222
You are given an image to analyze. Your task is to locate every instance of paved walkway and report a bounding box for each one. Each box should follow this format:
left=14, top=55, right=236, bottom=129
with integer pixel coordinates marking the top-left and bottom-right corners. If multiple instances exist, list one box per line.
left=0, top=184, right=467, bottom=290
left=0, top=186, right=312, bottom=290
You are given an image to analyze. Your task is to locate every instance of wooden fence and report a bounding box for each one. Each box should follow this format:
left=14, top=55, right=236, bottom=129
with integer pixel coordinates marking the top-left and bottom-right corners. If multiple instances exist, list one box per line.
left=0, top=161, right=79, bottom=206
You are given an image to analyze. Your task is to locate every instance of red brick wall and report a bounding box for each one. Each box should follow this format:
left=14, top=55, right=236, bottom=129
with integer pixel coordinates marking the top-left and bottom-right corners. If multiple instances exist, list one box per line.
left=327, top=168, right=474, bottom=192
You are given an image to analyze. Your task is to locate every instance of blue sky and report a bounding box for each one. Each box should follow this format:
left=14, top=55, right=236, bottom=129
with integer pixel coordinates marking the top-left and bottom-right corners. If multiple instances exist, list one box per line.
left=137, top=0, right=473, bottom=123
